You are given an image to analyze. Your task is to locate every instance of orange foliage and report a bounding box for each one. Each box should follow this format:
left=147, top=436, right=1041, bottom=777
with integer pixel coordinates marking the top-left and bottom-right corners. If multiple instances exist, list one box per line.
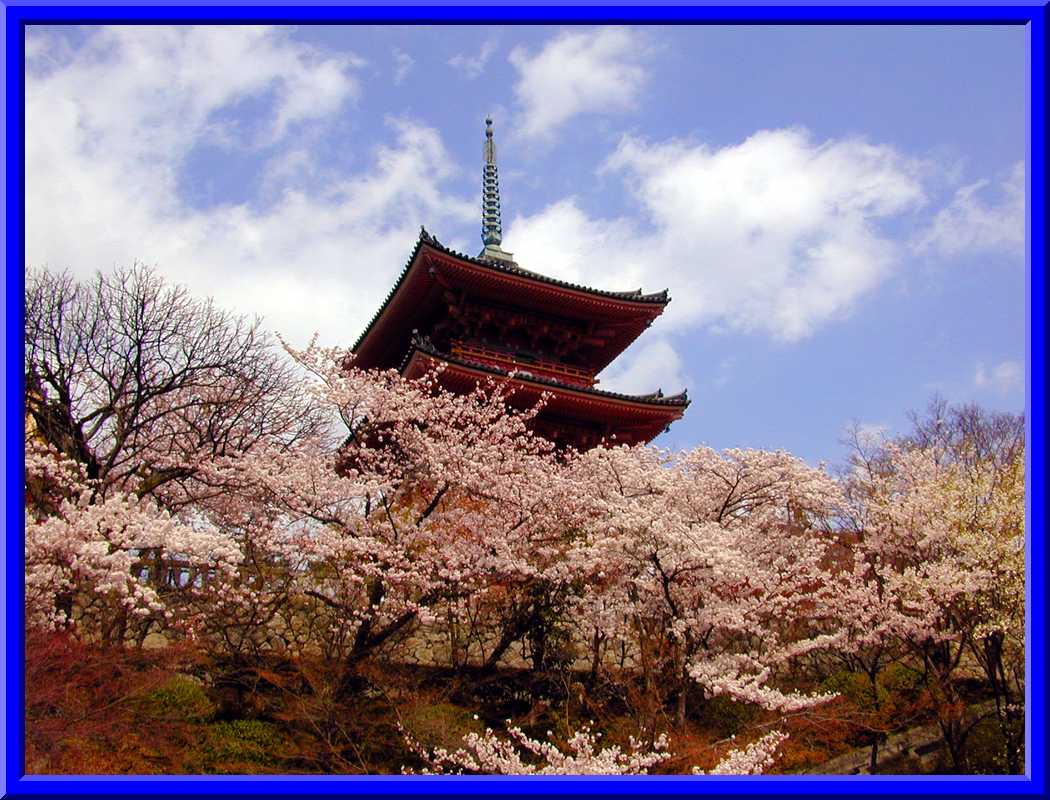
left=24, top=628, right=199, bottom=773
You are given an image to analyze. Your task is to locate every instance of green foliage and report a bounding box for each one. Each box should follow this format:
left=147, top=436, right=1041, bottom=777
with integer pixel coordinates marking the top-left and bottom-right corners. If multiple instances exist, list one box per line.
left=880, top=663, right=925, bottom=699
left=820, top=664, right=925, bottom=712
left=133, top=675, right=215, bottom=723
left=191, top=719, right=288, bottom=774
left=400, top=701, right=485, bottom=752
left=820, top=669, right=872, bottom=705
left=961, top=715, right=1025, bottom=775
left=700, top=694, right=759, bottom=738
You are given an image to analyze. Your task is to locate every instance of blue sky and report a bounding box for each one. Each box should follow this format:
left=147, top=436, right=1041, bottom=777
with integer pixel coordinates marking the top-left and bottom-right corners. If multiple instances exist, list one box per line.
left=24, top=24, right=1027, bottom=466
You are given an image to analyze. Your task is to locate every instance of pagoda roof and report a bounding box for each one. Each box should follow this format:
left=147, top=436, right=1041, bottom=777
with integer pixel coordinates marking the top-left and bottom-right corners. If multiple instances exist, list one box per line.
left=401, top=335, right=690, bottom=410
left=418, top=231, right=671, bottom=305
left=353, top=229, right=672, bottom=372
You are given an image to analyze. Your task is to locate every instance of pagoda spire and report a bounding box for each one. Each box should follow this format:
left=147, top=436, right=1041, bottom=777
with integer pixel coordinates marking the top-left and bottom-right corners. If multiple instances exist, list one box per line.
left=478, top=117, right=516, bottom=265
left=482, top=118, right=501, bottom=246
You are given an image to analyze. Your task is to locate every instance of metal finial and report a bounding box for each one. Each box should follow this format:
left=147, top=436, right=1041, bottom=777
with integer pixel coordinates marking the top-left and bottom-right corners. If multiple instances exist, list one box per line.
left=481, top=117, right=502, bottom=246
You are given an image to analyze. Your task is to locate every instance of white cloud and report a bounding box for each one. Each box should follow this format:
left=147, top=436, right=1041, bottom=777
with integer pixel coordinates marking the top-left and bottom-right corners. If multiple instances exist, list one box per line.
left=509, top=27, right=648, bottom=140
left=507, top=127, right=927, bottom=343
left=975, top=360, right=1023, bottom=395
left=598, top=337, right=688, bottom=396
left=915, top=161, right=1025, bottom=258
left=25, top=26, right=474, bottom=348
left=26, top=26, right=364, bottom=219
left=27, top=23, right=1011, bottom=408
left=448, top=38, right=497, bottom=79
left=392, top=47, right=414, bottom=84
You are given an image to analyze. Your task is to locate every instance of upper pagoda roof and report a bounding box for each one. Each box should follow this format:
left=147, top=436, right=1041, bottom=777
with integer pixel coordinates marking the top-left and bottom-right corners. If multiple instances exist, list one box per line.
left=352, top=228, right=672, bottom=372
left=418, top=230, right=670, bottom=304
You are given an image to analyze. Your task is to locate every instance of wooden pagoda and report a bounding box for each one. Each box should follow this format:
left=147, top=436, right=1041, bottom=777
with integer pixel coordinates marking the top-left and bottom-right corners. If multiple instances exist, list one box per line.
left=351, top=119, right=688, bottom=451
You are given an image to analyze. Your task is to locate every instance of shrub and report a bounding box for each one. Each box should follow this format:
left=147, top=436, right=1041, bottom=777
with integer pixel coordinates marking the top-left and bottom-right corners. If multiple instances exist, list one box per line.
left=192, top=719, right=288, bottom=774
left=133, top=675, right=215, bottom=723
left=400, top=701, right=485, bottom=753
left=700, top=694, right=759, bottom=739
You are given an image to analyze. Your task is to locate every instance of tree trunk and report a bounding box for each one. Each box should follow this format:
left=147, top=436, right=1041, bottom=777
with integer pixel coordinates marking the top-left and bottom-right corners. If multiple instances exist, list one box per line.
left=868, top=667, right=882, bottom=772
left=587, top=628, right=605, bottom=686
left=482, top=620, right=526, bottom=672
left=675, top=681, right=687, bottom=729
left=980, top=632, right=1023, bottom=774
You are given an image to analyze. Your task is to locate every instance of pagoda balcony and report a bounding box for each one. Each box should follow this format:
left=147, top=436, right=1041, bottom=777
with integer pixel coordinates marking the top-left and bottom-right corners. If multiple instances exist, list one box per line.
left=450, top=341, right=597, bottom=388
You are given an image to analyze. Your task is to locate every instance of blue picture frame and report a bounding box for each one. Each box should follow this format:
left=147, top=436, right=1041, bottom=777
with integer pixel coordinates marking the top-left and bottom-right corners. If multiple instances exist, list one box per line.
left=4, top=3, right=1045, bottom=796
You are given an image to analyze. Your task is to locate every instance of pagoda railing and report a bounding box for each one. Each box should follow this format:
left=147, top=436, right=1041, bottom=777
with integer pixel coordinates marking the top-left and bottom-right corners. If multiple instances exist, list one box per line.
left=450, top=341, right=597, bottom=388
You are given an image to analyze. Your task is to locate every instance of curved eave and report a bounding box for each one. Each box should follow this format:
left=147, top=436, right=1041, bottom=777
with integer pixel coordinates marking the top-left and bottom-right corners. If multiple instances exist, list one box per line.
left=351, top=233, right=430, bottom=354
left=400, top=342, right=690, bottom=413
left=351, top=229, right=671, bottom=370
left=433, top=235, right=671, bottom=304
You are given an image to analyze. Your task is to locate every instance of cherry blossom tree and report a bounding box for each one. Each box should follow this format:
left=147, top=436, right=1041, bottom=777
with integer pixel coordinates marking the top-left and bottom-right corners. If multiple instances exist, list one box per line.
left=566, top=445, right=845, bottom=730
left=167, top=340, right=585, bottom=695
left=827, top=423, right=920, bottom=772
left=26, top=270, right=1023, bottom=775
left=904, top=400, right=1025, bottom=772
left=964, top=450, right=1025, bottom=772
left=694, top=730, right=790, bottom=775
left=841, top=433, right=1024, bottom=772
left=403, top=722, right=672, bottom=775
left=404, top=723, right=789, bottom=776
left=25, top=266, right=322, bottom=643
left=25, top=438, right=241, bottom=644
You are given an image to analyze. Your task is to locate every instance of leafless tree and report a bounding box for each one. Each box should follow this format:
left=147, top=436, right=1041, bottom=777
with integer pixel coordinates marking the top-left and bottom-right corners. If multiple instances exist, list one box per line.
left=902, top=395, right=1024, bottom=479
left=25, top=264, right=322, bottom=510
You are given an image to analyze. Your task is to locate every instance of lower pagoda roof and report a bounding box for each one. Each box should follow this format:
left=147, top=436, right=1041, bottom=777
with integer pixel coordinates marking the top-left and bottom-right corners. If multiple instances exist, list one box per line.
left=401, top=335, right=689, bottom=409
left=398, top=336, right=688, bottom=448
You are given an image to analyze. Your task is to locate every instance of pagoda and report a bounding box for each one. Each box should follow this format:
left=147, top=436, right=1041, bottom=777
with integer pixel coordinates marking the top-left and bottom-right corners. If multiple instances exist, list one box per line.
left=351, top=119, right=688, bottom=451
